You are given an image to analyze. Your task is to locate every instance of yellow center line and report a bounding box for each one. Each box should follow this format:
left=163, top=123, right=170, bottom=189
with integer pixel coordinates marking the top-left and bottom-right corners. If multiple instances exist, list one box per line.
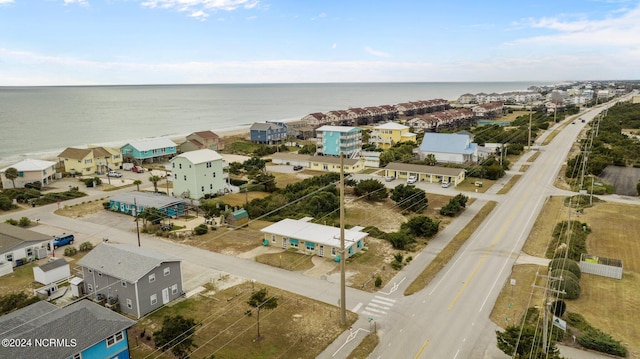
left=414, top=338, right=430, bottom=359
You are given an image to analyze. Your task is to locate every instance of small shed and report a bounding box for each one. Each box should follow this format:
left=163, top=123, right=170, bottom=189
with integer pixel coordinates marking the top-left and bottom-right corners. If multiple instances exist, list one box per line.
left=33, top=258, right=70, bottom=285
left=69, top=277, right=84, bottom=298
left=227, top=209, right=249, bottom=228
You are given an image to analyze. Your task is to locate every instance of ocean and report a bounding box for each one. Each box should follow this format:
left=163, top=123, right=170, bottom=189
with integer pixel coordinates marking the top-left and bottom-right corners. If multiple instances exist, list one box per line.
left=0, top=82, right=550, bottom=166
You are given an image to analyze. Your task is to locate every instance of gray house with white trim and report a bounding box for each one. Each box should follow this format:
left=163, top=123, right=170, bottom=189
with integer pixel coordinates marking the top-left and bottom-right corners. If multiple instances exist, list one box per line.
left=77, top=243, right=183, bottom=318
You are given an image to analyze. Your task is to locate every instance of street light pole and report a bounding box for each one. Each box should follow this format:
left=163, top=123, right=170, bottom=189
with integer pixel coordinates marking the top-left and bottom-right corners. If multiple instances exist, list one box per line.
left=339, top=152, right=346, bottom=326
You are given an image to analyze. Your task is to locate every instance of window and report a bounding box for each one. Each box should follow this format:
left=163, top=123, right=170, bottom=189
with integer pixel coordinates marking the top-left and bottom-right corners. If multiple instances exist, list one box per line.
left=88, top=268, right=92, bottom=273
left=97, top=271, right=102, bottom=277
left=106, top=331, right=124, bottom=347
left=183, top=175, right=187, bottom=181
left=150, top=294, right=157, bottom=305
left=174, top=174, right=177, bottom=180
left=149, top=273, right=156, bottom=283
left=171, top=284, right=178, bottom=295
left=179, top=163, right=182, bottom=169
left=172, top=162, right=175, bottom=168
left=213, top=172, right=216, bottom=177
left=201, top=186, right=204, bottom=192
left=271, top=234, right=275, bottom=243
left=121, top=280, right=127, bottom=288
left=206, top=162, right=211, bottom=168
left=84, top=159, right=92, bottom=164
left=26, top=248, right=33, bottom=256
left=87, top=284, right=93, bottom=292
left=5, top=254, right=13, bottom=262
left=126, top=298, right=132, bottom=309
left=164, top=267, right=170, bottom=276
left=209, top=184, right=213, bottom=190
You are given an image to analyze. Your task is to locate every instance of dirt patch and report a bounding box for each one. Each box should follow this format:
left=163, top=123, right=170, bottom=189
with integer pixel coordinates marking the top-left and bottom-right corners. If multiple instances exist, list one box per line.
left=220, top=191, right=270, bottom=207
left=55, top=200, right=106, bottom=219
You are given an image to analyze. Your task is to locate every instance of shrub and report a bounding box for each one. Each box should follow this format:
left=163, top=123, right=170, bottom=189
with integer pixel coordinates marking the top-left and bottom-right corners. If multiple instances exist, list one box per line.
left=390, top=260, right=402, bottom=270
left=550, top=275, right=580, bottom=299
left=550, top=269, right=579, bottom=283
left=79, top=242, right=94, bottom=252
left=374, top=276, right=382, bottom=287
left=193, top=224, right=208, bottom=236
left=64, top=246, right=78, bottom=257
left=4, top=218, right=18, bottom=226
left=18, top=217, right=31, bottom=227
left=548, top=258, right=581, bottom=279
left=578, top=328, right=628, bottom=357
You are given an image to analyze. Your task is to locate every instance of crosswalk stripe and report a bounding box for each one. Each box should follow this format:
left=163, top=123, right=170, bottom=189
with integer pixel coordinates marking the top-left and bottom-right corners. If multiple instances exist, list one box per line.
left=368, top=302, right=391, bottom=310
left=373, top=296, right=396, bottom=303
left=364, top=307, right=387, bottom=315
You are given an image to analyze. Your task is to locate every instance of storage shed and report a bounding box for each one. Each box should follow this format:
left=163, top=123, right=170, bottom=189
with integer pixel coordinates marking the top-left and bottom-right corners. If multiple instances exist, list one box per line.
left=227, top=209, right=249, bottom=228
left=33, top=258, right=70, bottom=285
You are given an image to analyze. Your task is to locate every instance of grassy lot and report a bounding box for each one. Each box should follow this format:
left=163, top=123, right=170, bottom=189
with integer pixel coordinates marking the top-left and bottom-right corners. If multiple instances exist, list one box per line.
left=490, top=265, right=546, bottom=328
left=348, top=332, right=380, bottom=359
left=129, top=282, right=357, bottom=359
left=493, top=198, right=640, bottom=357
left=455, top=178, right=494, bottom=193
left=519, top=164, right=529, bottom=172
left=185, top=220, right=271, bottom=255
left=497, top=174, right=521, bottom=195
left=338, top=238, right=397, bottom=292
left=404, top=201, right=498, bottom=296
left=55, top=199, right=107, bottom=218
left=527, top=151, right=541, bottom=162
left=220, top=191, right=270, bottom=207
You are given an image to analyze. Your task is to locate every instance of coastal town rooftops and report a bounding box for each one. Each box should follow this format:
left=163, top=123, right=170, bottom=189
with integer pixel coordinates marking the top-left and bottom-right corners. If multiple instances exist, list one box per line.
left=109, top=191, right=185, bottom=210
left=0, top=159, right=56, bottom=172
left=0, top=300, right=136, bottom=359
left=315, top=125, right=360, bottom=132
left=172, top=149, right=223, bottom=164
left=124, top=138, right=177, bottom=151
left=78, top=243, right=180, bottom=283
left=261, top=218, right=368, bottom=247
left=385, top=162, right=466, bottom=177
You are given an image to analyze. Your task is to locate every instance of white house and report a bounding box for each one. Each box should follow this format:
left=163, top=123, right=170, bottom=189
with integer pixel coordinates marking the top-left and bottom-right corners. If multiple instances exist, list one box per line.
left=261, top=217, right=368, bottom=259
left=0, top=223, right=51, bottom=273
left=33, top=258, right=70, bottom=285
left=170, top=149, right=225, bottom=199
left=0, top=159, right=57, bottom=189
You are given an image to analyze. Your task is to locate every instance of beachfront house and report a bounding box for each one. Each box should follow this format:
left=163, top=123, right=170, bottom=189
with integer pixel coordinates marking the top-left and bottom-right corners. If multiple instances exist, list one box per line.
left=315, top=125, right=362, bottom=158
left=308, top=155, right=365, bottom=173
left=369, top=122, right=417, bottom=149
left=418, top=133, right=478, bottom=164
left=261, top=217, right=368, bottom=259
left=250, top=122, right=288, bottom=144
left=78, top=243, right=183, bottom=318
left=0, top=159, right=57, bottom=189
left=120, top=138, right=177, bottom=163
left=108, top=191, right=185, bottom=218
left=57, top=146, right=123, bottom=176
left=179, top=130, right=225, bottom=153
left=0, top=300, right=136, bottom=359
left=170, top=149, right=225, bottom=199
left=383, top=162, right=466, bottom=187
left=286, top=120, right=314, bottom=139
left=0, top=223, right=51, bottom=275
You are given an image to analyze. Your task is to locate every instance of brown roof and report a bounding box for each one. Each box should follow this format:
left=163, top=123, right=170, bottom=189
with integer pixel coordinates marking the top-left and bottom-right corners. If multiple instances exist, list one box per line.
left=193, top=130, right=220, bottom=139
left=385, top=162, right=465, bottom=176
left=57, top=147, right=92, bottom=160
left=91, top=147, right=112, bottom=158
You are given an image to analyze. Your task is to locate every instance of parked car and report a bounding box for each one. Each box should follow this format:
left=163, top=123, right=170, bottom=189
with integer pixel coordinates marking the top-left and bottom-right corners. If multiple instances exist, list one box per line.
left=384, top=175, right=395, bottom=182
left=107, top=170, right=122, bottom=178
left=131, top=166, right=145, bottom=173
left=49, top=234, right=75, bottom=249
left=293, top=165, right=303, bottom=171
left=407, top=176, right=417, bottom=184
left=441, top=181, right=450, bottom=188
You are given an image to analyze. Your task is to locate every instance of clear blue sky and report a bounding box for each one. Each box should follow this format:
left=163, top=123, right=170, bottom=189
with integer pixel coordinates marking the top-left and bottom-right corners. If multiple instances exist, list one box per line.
left=1, top=0, right=639, bottom=85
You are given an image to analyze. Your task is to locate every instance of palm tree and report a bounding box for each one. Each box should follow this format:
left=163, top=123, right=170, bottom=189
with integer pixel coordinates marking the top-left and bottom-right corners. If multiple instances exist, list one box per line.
left=133, top=180, right=142, bottom=191
left=4, top=167, right=19, bottom=189
left=149, top=175, right=160, bottom=193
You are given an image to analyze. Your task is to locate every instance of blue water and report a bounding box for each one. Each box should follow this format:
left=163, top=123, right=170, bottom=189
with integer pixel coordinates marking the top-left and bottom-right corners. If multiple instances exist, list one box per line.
left=0, top=82, right=549, bottom=165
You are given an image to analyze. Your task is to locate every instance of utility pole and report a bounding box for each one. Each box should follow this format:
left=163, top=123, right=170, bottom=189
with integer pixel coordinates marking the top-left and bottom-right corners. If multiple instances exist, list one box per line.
left=531, top=271, right=565, bottom=354
left=339, top=152, right=347, bottom=326
left=134, top=198, right=141, bottom=247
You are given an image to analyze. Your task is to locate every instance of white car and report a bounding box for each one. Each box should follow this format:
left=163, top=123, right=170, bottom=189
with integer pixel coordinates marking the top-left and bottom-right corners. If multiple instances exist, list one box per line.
left=107, top=170, right=123, bottom=178
left=441, top=181, right=450, bottom=188
left=407, top=176, right=417, bottom=184
left=384, top=176, right=395, bottom=182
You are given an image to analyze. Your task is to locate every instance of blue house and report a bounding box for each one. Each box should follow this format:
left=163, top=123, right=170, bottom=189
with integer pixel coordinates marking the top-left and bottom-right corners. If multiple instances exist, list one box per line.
left=418, top=132, right=478, bottom=164
left=120, top=138, right=177, bottom=163
left=109, top=191, right=185, bottom=219
left=315, top=125, right=362, bottom=158
left=250, top=122, right=288, bottom=144
left=0, top=300, right=136, bottom=359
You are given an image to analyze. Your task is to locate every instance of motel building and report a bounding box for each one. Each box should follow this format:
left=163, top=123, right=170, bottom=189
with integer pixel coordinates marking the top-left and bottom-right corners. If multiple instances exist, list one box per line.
left=260, top=217, right=368, bottom=260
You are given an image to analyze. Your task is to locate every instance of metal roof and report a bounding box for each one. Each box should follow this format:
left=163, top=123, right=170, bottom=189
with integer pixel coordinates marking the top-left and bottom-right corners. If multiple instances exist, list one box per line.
left=316, top=125, right=360, bottom=133
left=0, top=159, right=55, bottom=172
left=38, top=258, right=69, bottom=272
left=0, top=300, right=135, bottom=358
left=385, top=162, right=466, bottom=176
left=172, top=149, right=223, bottom=164
left=419, top=132, right=477, bottom=155
left=261, top=218, right=368, bottom=247
left=77, top=243, right=180, bottom=283
left=374, top=122, right=409, bottom=130
left=109, top=191, right=185, bottom=209
left=124, top=138, right=177, bottom=152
